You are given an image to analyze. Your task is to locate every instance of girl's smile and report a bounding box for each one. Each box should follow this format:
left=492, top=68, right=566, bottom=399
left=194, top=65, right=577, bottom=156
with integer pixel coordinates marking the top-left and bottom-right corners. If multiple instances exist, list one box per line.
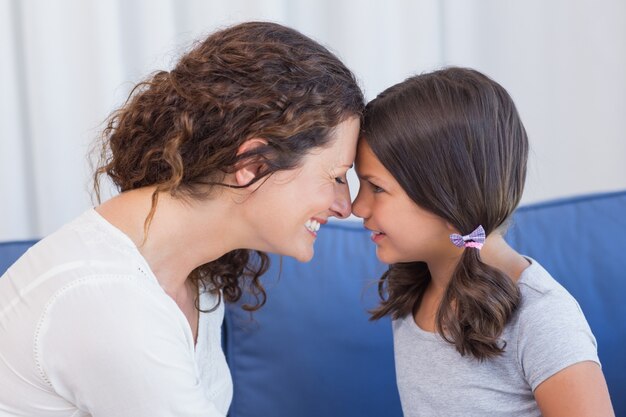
left=352, top=140, right=454, bottom=265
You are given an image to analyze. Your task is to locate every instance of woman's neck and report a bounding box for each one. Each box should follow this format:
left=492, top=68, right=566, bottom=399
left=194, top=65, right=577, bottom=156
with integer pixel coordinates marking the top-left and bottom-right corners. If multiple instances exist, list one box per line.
left=95, top=186, right=248, bottom=297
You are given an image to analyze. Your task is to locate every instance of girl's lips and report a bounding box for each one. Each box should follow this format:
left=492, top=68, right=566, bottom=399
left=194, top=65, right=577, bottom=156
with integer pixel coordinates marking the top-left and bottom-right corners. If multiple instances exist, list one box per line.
left=371, top=231, right=385, bottom=243
left=364, top=224, right=385, bottom=243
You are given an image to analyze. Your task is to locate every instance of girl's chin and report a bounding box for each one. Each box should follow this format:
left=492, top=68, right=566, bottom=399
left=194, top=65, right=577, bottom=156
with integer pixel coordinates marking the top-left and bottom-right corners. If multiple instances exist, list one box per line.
left=375, top=247, right=400, bottom=265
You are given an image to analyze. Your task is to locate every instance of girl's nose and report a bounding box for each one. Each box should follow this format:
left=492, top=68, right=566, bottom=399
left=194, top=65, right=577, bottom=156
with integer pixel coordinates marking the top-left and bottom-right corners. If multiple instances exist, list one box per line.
left=351, top=190, right=369, bottom=219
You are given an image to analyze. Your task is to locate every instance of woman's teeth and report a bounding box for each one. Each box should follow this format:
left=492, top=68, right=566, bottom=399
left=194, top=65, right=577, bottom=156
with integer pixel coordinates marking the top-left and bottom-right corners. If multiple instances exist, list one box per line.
left=305, top=219, right=321, bottom=233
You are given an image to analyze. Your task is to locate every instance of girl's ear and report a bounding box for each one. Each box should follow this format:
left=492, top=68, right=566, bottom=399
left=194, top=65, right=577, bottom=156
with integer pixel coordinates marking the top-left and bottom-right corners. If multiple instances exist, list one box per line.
left=234, top=138, right=269, bottom=187
left=445, top=221, right=458, bottom=232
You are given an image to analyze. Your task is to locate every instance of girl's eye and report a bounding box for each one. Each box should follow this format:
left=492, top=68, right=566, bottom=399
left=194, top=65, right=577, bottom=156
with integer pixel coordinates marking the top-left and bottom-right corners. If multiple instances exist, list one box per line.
left=335, top=176, right=347, bottom=185
left=370, top=182, right=384, bottom=193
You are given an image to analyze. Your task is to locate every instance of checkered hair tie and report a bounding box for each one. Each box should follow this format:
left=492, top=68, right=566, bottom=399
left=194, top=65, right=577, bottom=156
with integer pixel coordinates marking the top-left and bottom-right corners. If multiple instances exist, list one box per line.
left=449, top=225, right=486, bottom=249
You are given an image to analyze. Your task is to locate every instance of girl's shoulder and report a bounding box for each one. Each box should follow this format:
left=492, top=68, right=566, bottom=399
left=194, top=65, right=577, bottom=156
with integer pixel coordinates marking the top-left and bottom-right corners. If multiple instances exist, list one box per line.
left=509, top=258, right=599, bottom=390
left=512, top=257, right=592, bottom=334
left=516, top=257, right=580, bottom=309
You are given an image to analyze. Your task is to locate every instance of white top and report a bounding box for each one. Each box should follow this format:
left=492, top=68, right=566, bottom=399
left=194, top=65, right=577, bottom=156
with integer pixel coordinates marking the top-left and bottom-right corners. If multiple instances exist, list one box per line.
left=0, top=209, right=232, bottom=417
left=393, top=258, right=599, bottom=417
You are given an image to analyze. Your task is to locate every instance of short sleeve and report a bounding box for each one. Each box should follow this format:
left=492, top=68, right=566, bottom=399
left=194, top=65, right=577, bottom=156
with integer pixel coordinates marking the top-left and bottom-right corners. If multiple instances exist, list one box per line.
left=36, top=275, right=224, bottom=417
left=516, top=289, right=600, bottom=391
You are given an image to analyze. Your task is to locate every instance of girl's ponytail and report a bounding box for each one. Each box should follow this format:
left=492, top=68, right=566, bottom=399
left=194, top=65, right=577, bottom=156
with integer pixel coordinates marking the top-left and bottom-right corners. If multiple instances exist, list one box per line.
left=370, top=234, right=522, bottom=360
left=438, top=248, right=520, bottom=360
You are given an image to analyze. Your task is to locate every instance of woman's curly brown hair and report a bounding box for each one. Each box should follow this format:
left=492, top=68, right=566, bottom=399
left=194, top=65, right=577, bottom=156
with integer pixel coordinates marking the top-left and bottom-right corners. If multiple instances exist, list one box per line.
left=93, top=21, right=364, bottom=311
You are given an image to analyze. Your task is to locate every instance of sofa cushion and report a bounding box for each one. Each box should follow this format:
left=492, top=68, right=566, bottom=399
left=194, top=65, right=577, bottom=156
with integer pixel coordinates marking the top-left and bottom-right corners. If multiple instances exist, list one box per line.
left=224, top=223, right=402, bottom=417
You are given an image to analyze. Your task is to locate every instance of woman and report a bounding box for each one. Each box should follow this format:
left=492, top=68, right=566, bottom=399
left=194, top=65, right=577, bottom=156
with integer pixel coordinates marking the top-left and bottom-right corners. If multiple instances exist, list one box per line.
left=0, top=21, right=364, bottom=416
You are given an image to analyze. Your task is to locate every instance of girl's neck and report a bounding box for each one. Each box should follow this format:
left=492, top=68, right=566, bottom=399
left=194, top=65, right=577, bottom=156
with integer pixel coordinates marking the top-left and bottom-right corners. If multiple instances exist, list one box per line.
left=426, top=233, right=529, bottom=292
left=425, top=255, right=459, bottom=296
left=479, top=234, right=530, bottom=283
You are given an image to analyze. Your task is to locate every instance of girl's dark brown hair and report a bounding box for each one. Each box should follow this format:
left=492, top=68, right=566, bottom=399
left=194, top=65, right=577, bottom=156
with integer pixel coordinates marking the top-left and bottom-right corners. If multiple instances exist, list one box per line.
left=93, top=21, right=364, bottom=311
left=365, top=67, right=528, bottom=360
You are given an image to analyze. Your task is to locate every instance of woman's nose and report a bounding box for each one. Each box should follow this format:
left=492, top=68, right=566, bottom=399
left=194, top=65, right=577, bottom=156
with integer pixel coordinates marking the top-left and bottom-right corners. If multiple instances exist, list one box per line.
left=329, top=184, right=352, bottom=219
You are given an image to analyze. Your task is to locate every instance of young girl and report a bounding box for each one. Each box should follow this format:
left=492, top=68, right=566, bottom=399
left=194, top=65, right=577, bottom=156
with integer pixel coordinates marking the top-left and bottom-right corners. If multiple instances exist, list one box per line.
left=352, top=68, right=614, bottom=416
left=0, top=22, right=363, bottom=416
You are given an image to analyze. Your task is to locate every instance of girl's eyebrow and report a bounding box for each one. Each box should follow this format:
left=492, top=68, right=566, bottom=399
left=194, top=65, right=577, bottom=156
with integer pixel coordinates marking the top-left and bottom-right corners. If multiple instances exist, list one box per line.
left=356, top=173, right=382, bottom=182
left=354, top=164, right=379, bottom=181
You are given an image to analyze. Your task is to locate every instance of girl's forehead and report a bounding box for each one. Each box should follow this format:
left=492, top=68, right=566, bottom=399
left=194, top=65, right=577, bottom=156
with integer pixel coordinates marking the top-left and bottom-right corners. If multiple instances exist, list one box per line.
left=355, top=141, right=380, bottom=168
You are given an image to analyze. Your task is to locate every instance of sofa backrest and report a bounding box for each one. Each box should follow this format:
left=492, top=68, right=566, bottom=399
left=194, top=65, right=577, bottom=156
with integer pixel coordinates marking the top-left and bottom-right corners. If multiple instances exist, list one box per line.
left=505, top=190, right=626, bottom=415
left=1, top=191, right=624, bottom=416
left=0, top=240, right=38, bottom=274
left=225, top=190, right=626, bottom=417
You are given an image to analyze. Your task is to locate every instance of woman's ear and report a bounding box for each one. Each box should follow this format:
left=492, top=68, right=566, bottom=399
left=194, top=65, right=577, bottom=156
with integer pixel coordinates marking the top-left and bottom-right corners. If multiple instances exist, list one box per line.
left=234, top=138, right=269, bottom=187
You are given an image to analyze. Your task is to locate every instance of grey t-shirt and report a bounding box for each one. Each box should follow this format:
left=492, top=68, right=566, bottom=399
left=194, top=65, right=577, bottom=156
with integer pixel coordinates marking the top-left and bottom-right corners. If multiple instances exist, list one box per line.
left=393, top=258, right=599, bottom=417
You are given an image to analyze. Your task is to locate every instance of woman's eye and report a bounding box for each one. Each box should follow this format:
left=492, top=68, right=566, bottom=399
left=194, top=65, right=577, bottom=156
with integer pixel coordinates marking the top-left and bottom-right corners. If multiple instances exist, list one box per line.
left=335, top=176, right=347, bottom=185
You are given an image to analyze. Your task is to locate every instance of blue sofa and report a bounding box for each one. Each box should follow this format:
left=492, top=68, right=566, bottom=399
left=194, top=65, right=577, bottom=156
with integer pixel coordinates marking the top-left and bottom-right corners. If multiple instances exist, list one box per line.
left=2, top=190, right=625, bottom=416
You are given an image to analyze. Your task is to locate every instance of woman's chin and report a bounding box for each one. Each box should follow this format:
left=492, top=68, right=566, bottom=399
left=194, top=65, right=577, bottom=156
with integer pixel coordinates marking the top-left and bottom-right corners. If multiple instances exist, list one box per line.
left=269, top=242, right=315, bottom=263
left=294, top=248, right=314, bottom=263
left=288, top=243, right=314, bottom=263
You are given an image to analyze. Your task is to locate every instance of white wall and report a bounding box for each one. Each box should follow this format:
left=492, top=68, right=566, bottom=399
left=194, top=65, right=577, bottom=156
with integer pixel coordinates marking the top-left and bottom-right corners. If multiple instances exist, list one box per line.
left=1, top=0, right=625, bottom=240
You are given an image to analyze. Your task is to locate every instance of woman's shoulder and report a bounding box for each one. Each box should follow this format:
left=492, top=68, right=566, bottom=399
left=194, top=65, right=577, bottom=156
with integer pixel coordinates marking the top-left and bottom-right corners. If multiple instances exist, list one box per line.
left=11, top=208, right=154, bottom=287
left=41, top=272, right=176, bottom=323
left=31, top=264, right=178, bottom=345
left=34, top=272, right=193, bottom=364
left=37, top=208, right=141, bottom=262
left=33, top=274, right=198, bottom=405
left=2, top=208, right=168, bottom=331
